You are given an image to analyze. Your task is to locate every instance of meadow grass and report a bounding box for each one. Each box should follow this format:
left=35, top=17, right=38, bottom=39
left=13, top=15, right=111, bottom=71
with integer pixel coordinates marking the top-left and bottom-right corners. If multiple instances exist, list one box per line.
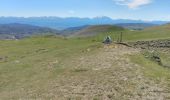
left=0, top=35, right=102, bottom=99
left=130, top=54, right=170, bottom=79
left=0, top=27, right=170, bottom=99
left=91, top=29, right=170, bottom=42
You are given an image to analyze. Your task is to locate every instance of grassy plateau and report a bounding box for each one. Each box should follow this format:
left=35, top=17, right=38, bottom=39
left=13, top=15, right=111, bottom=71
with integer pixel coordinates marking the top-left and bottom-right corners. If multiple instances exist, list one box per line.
left=0, top=25, right=170, bottom=99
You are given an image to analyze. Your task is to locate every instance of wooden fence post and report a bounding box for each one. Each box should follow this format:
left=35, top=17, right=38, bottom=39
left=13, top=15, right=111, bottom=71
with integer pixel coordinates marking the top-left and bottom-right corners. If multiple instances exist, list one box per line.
left=120, top=32, right=123, bottom=43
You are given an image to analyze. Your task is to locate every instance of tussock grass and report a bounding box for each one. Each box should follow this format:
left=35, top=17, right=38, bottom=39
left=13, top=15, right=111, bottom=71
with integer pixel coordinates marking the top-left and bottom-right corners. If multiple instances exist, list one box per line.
left=130, top=54, right=170, bottom=82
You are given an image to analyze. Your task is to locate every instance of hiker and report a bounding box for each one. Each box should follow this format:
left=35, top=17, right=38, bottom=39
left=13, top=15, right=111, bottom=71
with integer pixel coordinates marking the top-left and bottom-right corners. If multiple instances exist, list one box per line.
left=103, top=36, right=112, bottom=44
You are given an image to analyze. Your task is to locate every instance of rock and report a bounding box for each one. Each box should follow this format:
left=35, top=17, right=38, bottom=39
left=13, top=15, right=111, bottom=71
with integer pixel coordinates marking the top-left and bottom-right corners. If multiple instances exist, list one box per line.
left=0, top=56, right=8, bottom=62
left=15, top=60, right=20, bottom=63
left=131, top=39, right=170, bottom=48
left=87, top=48, right=90, bottom=52
left=0, top=57, right=3, bottom=60
left=36, top=48, right=48, bottom=53
left=152, top=55, right=162, bottom=65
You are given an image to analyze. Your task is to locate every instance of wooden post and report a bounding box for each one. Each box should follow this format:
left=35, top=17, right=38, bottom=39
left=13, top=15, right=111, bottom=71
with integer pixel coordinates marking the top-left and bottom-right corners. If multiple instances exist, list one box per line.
left=120, top=32, right=123, bottom=43
left=117, top=34, right=120, bottom=43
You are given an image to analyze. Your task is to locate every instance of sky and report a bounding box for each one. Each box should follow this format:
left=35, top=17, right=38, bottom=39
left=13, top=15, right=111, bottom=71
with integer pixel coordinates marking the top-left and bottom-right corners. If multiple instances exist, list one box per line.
left=0, top=0, right=170, bottom=21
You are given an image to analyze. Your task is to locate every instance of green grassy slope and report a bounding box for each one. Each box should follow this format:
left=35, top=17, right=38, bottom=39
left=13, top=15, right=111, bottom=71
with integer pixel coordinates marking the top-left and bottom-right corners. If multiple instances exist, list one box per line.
left=130, top=53, right=170, bottom=94
left=130, top=54, right=170, bottom=79
left=88, top=24, right=170, bottom=42
left=129, top=23, right=170, bottom=41
left=0, top=23, right=170, bottom=99
left=70, top=25, right=125, bottom=37
left=0, top=35, right=102, bottom=99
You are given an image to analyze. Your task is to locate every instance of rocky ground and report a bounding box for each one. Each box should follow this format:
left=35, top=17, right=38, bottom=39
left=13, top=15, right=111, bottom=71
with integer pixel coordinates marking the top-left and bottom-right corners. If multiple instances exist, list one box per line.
left=130, top=39, right=170, bottom=49
left=1, top=42, right=169, bottom=100
left=42, top=44, right=170, bottom=100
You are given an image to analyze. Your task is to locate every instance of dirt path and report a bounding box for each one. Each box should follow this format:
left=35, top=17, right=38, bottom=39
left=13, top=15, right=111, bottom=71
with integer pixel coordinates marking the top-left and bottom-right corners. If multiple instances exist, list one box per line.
left=46, top=44, right=169, bottom=99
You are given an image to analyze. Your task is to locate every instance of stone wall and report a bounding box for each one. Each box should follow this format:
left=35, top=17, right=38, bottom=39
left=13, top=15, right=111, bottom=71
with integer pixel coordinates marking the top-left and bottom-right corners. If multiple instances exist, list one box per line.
left=130, top=39, right=170, bottom=49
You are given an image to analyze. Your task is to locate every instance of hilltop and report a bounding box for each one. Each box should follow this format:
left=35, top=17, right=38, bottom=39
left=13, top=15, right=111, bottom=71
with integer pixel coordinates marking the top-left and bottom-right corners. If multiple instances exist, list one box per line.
left=63, top=23, right=170, bottom=41
left=128, top=23, right=170, bottom=41
left=88, top=23, right=170, bottom=42
left=67, top=25, right=125, bottom=37
left=115, top=23, right=157, bottom=30
left=0, top=35, right=170, bottom=99
left=144, top=23, right=170, bottom=31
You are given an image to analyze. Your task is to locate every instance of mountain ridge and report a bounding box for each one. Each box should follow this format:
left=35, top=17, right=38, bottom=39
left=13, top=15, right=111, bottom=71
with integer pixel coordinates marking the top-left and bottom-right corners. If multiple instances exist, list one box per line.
left=68, top=25, right=125, bottom=37
left=0, top=17, right=169, bottom=30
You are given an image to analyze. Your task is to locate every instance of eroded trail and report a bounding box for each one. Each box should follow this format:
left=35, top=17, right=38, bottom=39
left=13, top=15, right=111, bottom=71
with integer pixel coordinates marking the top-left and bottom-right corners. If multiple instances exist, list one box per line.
left=47, top=45, right=167, bottom=100
left=48, top=44, right=169, bottom=99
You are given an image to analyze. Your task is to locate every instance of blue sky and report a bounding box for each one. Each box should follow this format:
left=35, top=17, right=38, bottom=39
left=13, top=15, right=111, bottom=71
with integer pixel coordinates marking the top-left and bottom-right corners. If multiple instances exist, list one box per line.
left=0, top=0, right=170, bottom=21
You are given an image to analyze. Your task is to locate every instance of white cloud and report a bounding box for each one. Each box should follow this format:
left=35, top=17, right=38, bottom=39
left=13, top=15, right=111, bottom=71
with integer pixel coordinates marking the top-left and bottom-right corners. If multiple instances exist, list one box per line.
left=114, top=0, right=152, bottom=9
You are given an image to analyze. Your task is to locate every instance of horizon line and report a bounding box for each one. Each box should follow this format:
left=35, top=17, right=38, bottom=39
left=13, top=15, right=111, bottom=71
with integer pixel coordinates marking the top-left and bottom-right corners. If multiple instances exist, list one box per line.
left=0, top=16, right=169, bottom=22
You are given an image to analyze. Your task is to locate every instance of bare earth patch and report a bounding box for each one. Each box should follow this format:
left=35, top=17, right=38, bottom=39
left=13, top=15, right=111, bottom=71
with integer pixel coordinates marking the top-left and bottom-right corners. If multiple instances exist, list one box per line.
left=46, top=44, right=169, bottom=100
left=1, top=43, right=169, bottom=100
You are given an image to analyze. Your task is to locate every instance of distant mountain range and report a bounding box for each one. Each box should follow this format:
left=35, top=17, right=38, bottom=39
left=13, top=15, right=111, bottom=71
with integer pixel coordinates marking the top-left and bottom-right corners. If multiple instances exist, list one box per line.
left=0, top=17, right=169, bottom=39
left=0, top=23, right=59, bottom=39
left=0, top=23, right=125, bottom=39
left=0, top=17, right=169, bottom=30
